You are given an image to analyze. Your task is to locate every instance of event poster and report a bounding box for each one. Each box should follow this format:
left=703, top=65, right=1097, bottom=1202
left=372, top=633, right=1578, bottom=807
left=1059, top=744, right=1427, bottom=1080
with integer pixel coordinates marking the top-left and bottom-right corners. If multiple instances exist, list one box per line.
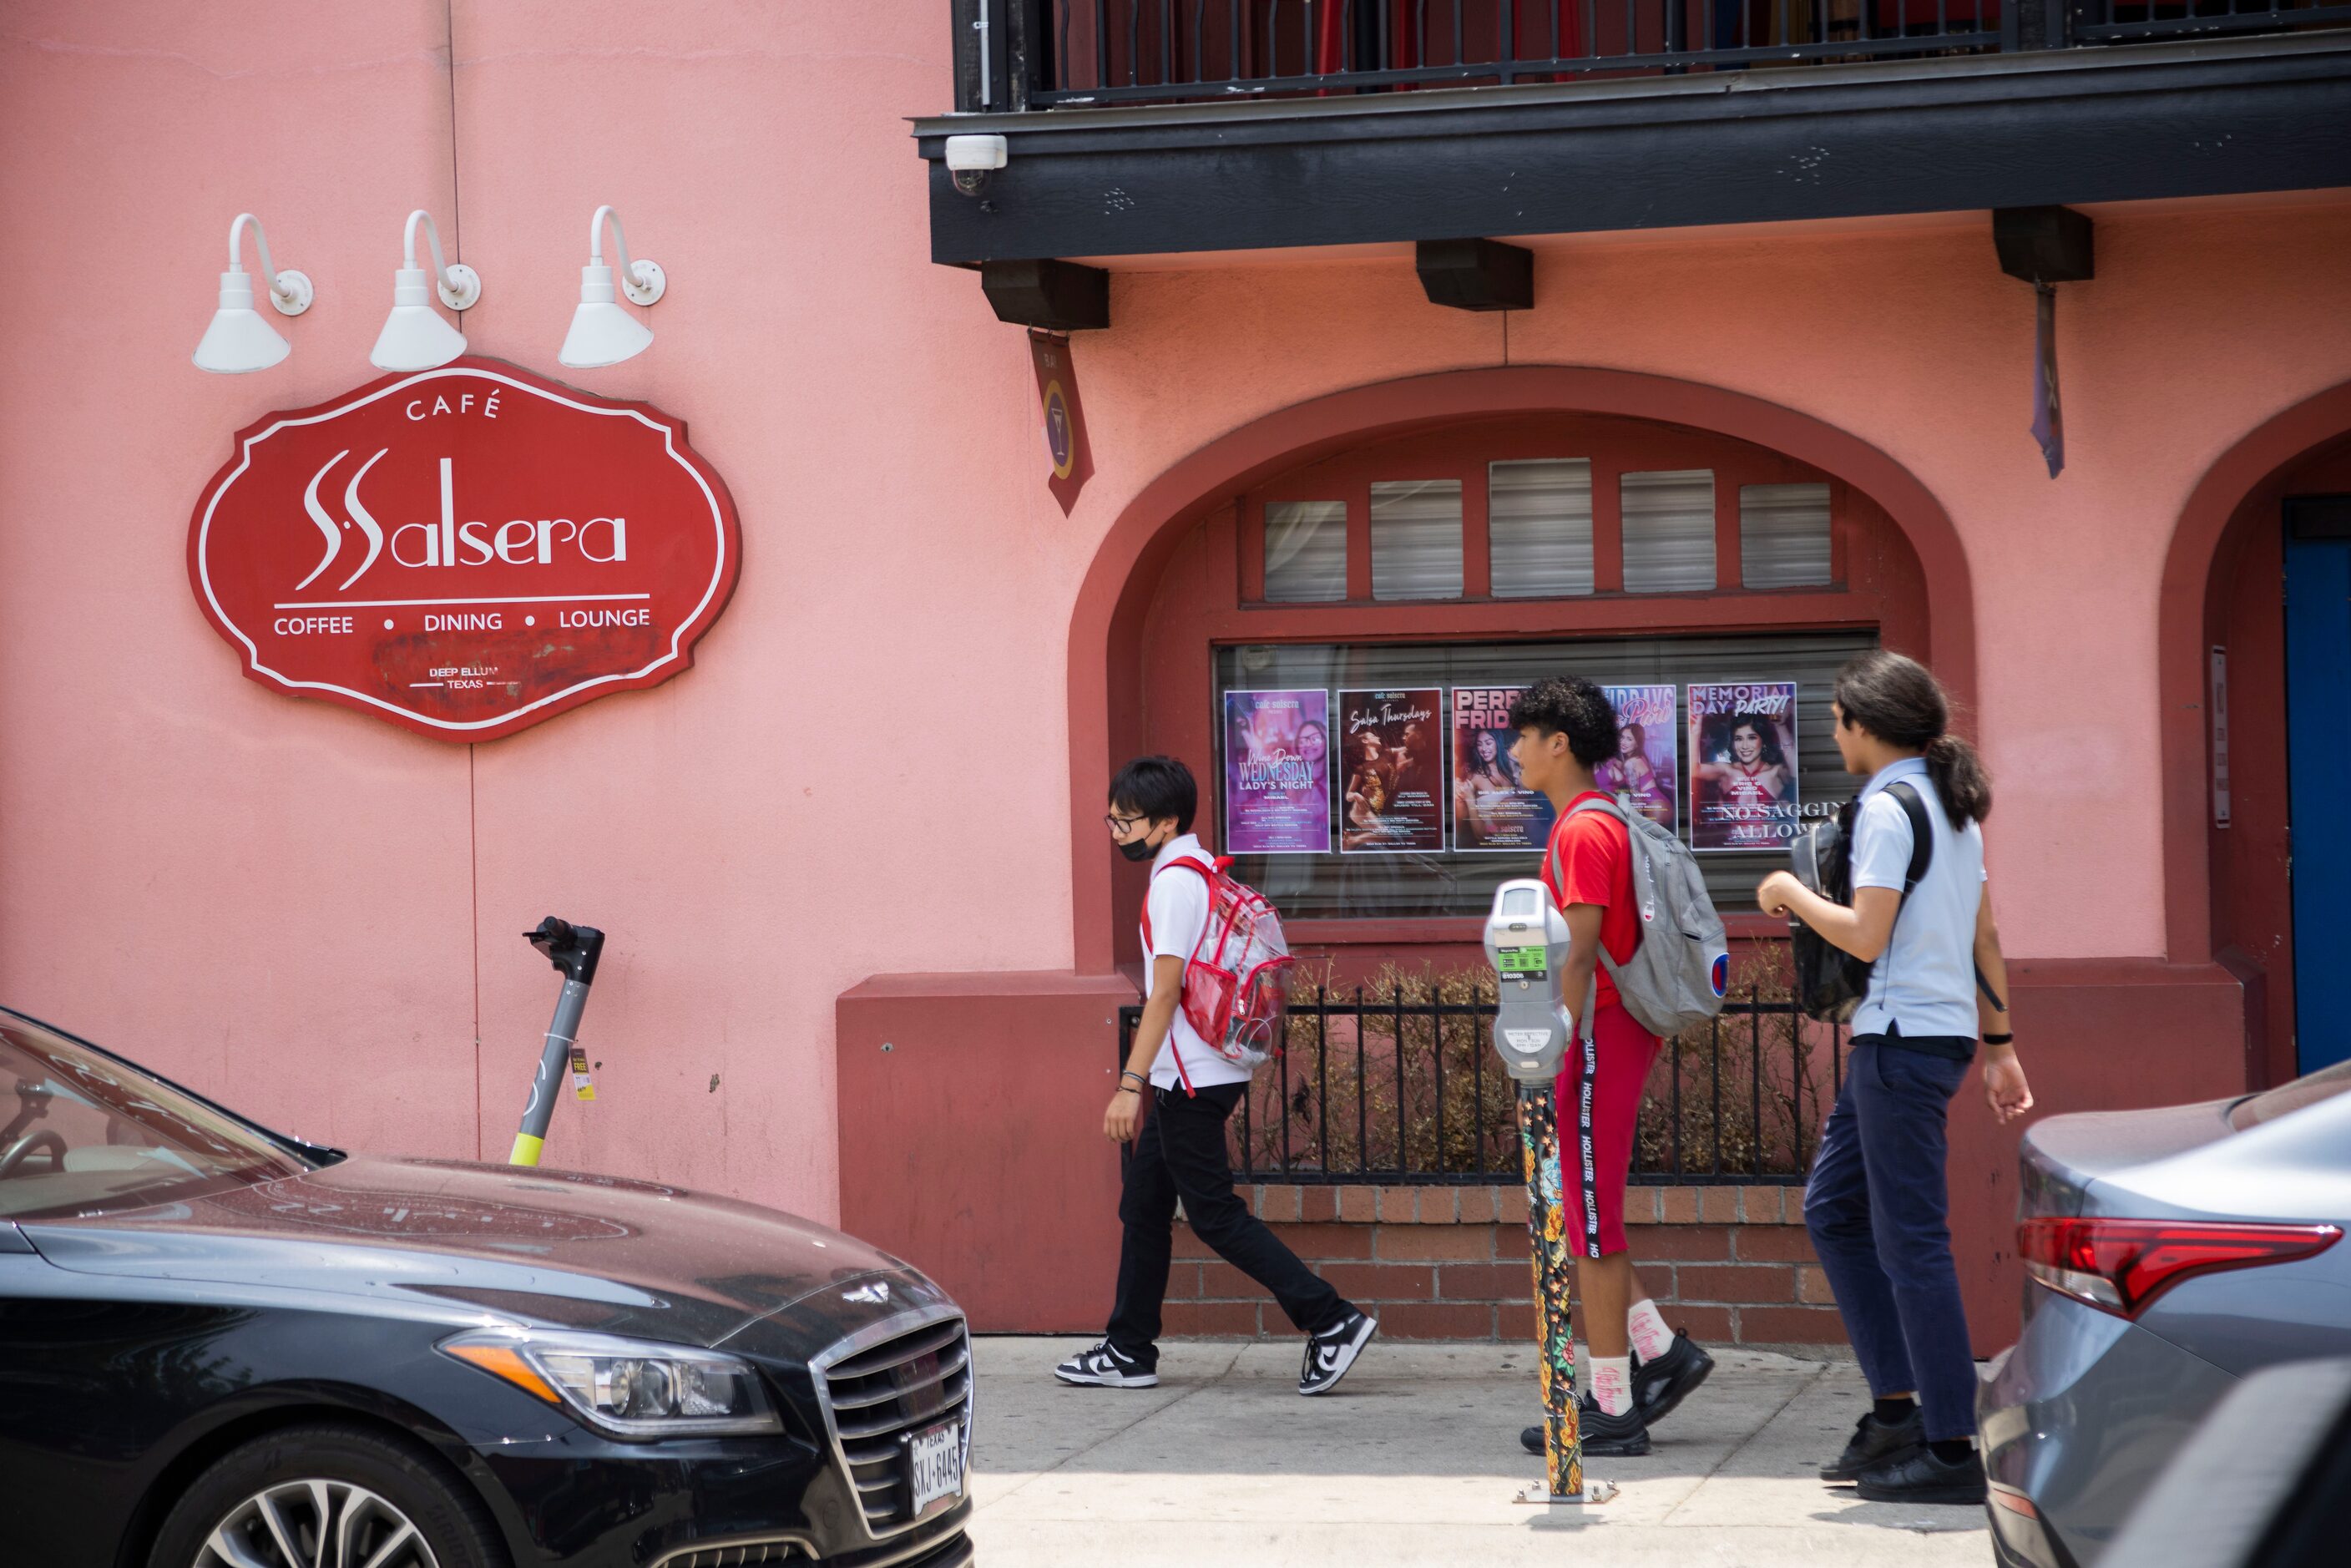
left=1688, top=682, right=1802, bottom=851
left=1449, top=685, right=1555, bottom=852
left=1223, top=689, right=1332, bottom=854
left=1338, top=688, right=1444, bottom=852
left=1598, top=685, right=1679, bottom=832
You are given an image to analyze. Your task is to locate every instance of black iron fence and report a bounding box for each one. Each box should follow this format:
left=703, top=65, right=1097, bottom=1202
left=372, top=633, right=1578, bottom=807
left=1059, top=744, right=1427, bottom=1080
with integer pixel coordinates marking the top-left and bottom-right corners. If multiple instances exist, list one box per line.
left=1116, top=974, right=1850, bottom=1186
left=961, top=0, right=2351, bottom=109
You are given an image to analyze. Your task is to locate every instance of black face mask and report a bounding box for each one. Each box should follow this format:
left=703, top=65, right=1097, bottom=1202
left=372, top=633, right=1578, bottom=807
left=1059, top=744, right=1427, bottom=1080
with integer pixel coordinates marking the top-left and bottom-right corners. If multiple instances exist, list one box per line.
left=1117, top=836, right=1159, bottom=863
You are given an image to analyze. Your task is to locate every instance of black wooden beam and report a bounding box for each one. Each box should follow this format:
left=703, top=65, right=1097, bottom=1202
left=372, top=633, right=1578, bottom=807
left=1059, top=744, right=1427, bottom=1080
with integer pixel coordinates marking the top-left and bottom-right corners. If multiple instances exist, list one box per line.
left=1416, top=239, right=1534, bottom=311
left=918, top=34, right=2351, bottom=265
left=1993, top=206, right=2095, bottom=283
left=979, top=258, right=1110, bottom=331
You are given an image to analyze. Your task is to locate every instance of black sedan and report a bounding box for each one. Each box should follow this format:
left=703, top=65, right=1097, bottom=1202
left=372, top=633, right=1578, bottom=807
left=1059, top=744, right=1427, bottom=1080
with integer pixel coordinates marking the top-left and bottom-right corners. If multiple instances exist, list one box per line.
left=0, top=1006, right=973, bottom=1568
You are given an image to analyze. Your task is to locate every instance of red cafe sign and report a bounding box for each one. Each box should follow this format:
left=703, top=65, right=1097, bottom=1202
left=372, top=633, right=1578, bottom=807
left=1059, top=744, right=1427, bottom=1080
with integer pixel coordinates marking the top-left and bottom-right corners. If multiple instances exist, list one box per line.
left=188, top=357, right=739, bottom=741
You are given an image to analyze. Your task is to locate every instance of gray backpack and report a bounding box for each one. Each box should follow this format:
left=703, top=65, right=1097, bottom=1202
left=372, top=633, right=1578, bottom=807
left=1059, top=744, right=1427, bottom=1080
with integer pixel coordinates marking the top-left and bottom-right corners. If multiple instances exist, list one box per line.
left=1554, top=796, right=1731, bottom=1039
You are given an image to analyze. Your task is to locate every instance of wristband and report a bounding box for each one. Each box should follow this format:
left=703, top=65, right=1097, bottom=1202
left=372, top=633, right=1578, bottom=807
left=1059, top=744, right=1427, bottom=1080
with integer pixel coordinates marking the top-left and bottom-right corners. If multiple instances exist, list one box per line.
left=1119, top=1070, right=1148, bottom=1090
left=1982, top=1033, right=2014, bottom=1047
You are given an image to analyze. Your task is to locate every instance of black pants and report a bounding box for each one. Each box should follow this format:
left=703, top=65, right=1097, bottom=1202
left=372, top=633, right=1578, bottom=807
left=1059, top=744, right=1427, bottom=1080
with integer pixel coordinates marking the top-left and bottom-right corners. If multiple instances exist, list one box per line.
left=1105, top=1082, right=1347, bottom=1366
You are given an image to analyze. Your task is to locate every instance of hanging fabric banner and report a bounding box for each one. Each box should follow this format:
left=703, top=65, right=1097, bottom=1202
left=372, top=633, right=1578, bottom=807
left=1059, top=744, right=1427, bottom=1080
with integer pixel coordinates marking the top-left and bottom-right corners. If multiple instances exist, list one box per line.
left=2032, top=282, right=2065, bottom=479
left=1028, top=328, right=1094, bottom=513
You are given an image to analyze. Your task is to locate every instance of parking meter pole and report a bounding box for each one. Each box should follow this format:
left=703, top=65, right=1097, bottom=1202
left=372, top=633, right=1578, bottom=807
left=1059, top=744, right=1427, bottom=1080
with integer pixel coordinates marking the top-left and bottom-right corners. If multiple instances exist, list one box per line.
left=1518, top=1080, right=1583, bottom=1500
left=1484, top=878, right=1615, bottom=1506
left=509, top=917, right=604, bottom=1168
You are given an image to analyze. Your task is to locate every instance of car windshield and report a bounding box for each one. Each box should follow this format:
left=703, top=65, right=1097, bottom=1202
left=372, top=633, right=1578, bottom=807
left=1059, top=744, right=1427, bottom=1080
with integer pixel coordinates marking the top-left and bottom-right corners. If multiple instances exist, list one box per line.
left=2227, top=1057, right=2351, bottom=1131
left=0, top=1014, right=314, bottom=1222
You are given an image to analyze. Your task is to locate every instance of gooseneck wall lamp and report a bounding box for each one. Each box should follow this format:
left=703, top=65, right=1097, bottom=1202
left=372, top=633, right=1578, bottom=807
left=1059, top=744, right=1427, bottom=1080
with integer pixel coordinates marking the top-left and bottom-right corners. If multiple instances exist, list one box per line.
left=192, top=214, right=314, bottom=374
left=558, top=205, right=666, bottom=369
left=369, top=209, right=484, bottom=372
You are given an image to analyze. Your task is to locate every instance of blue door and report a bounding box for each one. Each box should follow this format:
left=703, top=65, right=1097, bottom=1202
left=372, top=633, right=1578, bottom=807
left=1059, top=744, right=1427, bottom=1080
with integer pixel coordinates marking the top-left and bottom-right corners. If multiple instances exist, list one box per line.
left=2284, top=509, right=2351, bottom=1075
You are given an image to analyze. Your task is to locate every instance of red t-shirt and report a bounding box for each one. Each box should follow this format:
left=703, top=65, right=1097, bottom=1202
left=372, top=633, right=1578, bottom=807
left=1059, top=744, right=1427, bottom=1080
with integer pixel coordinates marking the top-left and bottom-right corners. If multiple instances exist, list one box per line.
left=1540, top=792, right=1640, bottom=1010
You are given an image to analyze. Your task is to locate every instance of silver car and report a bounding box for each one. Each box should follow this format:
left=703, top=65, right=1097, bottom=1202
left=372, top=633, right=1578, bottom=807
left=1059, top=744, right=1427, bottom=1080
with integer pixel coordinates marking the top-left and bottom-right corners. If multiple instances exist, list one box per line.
left=1977, top=1060, right=2351, bottom=1566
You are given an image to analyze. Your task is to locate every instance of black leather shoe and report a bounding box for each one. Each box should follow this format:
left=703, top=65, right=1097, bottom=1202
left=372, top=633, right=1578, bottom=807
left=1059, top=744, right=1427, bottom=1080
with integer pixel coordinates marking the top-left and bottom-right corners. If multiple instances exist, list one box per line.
left=1519, top=1396, right=1652, bottom=1458
left=1819, top=1407, right=1924, bottom=1482
left=1854, top=1444, right=1988, bottom=1505
left=1632, top=1332, right=1715, bottom=1426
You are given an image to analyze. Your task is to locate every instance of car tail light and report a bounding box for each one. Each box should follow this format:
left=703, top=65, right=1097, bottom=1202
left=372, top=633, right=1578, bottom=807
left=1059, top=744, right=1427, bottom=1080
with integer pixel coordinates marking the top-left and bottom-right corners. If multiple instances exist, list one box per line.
left=1987, top=1483, right=2040, bottom=1520
left=2018, top=1216, right=2341, bottom=1318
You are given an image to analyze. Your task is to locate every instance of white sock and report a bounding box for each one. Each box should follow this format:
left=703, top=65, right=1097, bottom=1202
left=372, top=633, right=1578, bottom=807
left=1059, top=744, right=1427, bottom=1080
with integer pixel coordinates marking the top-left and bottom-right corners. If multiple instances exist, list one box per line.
left=1627, top=1298, right=1674, bottom=1363
left=1591, top=1355, right=1635, bottom=1417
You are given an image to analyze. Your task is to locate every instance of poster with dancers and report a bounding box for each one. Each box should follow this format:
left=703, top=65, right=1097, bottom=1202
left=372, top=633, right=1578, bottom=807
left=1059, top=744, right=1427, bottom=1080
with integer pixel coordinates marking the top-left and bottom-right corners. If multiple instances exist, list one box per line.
left=1449, top=685, right=1555, bottom=852
left=1597, top=685, right=1679, bottom=832
left=1337, top=688, right=1444, bottom=852
left=1688, top=682, right=1801, bottom=852
left=1223, top=689, right=1332, bottom=854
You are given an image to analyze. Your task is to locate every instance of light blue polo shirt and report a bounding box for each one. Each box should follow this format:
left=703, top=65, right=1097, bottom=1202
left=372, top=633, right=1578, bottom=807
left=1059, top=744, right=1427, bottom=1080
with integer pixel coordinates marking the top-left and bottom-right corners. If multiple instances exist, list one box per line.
left=1849, top=757, right=1986, bottom=1042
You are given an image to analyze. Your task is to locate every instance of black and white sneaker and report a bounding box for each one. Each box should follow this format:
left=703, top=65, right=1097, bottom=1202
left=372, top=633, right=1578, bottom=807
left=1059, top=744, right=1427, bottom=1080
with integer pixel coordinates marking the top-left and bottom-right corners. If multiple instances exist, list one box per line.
left=1052, top=1341, right=1158, bottom=1388
left=1519, top=1395, right=1652, bottom=1458
left=1298, top=1309, right=1378, bottom=1395
left=1631, top=1331, right=1716, bottom=1427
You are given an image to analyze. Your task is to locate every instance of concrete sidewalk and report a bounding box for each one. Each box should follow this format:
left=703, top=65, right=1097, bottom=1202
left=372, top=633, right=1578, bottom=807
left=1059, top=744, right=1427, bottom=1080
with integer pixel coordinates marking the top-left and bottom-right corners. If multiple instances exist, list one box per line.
left=966, top=1338, right=1991, bottom=1565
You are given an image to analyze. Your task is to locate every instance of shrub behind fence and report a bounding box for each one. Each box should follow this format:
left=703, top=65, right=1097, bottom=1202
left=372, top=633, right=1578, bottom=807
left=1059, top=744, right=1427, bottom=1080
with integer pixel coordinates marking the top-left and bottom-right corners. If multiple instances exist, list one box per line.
left=1116, top=953, right=1845, bottom=1186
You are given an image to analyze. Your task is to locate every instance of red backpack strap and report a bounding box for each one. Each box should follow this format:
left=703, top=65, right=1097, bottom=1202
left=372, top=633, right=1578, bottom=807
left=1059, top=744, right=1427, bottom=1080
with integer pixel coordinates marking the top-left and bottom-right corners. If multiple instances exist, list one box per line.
left=1143, top=856, right=1210, bottom=946
left=1145, top=857, right=1216, bottom=938
left=1144, top=856, right=1219, bottom=1098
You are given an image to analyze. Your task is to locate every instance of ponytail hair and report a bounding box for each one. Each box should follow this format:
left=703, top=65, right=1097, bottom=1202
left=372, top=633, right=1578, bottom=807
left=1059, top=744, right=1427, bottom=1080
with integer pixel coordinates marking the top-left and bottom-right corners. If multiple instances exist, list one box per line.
left=1832, top=650, right=1992, bottom=826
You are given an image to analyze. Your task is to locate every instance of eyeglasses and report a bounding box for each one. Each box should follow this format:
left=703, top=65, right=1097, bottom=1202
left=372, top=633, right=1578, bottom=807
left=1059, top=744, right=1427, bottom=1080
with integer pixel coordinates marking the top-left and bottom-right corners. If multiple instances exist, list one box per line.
left=1104, top=812, right=1147, bottom=836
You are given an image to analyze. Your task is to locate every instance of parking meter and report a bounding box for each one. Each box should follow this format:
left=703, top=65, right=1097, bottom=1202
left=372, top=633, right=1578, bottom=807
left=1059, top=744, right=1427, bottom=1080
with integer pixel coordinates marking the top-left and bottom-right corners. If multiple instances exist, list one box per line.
left=1484, top=879, right=1575, bottom=1085
left=1484, top=878, right=1614, bottom=1507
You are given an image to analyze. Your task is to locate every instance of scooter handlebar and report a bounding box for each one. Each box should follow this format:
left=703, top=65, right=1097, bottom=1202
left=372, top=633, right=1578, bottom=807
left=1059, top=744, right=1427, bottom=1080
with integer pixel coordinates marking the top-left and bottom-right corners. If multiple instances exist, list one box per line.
left=524, top=916, right=604, bottom=986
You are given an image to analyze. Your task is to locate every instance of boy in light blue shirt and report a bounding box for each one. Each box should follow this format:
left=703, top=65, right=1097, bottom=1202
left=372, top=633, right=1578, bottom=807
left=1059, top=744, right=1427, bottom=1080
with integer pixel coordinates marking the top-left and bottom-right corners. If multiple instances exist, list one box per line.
left=1759, top=652, right=2032, bottom=1508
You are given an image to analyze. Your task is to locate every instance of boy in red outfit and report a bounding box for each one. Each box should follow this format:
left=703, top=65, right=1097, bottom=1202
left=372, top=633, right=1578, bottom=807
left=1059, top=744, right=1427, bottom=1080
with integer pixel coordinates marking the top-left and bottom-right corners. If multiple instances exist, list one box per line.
left=1509, top=678, right=1714, bottom=1456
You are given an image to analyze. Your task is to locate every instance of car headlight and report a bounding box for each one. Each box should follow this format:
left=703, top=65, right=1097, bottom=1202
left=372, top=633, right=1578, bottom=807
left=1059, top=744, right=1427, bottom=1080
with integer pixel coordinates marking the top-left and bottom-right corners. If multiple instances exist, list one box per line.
left=440, top=1327, right=783, bottom=1439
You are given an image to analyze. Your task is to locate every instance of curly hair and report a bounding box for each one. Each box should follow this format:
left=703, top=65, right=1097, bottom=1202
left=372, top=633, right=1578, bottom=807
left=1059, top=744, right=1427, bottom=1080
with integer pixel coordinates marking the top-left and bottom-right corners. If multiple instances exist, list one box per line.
left=1508, top=677, right=1620, bottom=769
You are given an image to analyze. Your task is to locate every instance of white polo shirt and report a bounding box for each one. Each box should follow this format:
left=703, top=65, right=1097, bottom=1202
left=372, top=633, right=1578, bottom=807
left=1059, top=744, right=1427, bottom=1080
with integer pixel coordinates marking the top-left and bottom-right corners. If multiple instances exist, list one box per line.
left=1142, top=834, right=1251, bottom=1091
left=1848, top=758, right=1987, bottom=1042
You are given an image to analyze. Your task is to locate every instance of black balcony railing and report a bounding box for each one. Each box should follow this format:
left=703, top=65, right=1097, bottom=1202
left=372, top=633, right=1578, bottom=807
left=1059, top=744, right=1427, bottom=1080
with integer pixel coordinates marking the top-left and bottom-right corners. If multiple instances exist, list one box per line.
left=1116, top=973, right=1851, bottom=1186
left=2074, top=0, right=2351, bottom=36
left=959, top=0, right=2351, bottom=109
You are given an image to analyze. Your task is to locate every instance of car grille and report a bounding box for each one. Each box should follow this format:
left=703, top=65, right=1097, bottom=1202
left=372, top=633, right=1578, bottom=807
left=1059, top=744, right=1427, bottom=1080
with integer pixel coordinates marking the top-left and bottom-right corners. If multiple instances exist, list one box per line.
left=818, top=1314, right=972, bottom=1534
left=657, top=1543, right=804, bottom=1567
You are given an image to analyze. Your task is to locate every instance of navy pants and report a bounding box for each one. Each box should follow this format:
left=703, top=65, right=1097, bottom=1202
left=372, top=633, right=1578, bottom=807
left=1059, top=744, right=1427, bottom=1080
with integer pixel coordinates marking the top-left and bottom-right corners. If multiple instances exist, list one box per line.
left=1804, top=1037, right=1978, bottom=1441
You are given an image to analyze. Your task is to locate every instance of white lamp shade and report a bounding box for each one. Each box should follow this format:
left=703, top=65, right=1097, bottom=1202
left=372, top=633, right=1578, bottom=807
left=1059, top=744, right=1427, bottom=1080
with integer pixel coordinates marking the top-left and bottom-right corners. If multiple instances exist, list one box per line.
left=559, top=264, right=654, bottom=367
left=370, top=266, right=468, bottom=371
left=193, top=270, right=291, bottom=373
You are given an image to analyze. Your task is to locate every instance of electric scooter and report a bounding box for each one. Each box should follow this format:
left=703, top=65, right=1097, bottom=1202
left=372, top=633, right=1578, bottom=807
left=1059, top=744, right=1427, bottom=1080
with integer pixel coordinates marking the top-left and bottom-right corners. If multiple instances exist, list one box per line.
left=508, top=916, right=604, bottom=1167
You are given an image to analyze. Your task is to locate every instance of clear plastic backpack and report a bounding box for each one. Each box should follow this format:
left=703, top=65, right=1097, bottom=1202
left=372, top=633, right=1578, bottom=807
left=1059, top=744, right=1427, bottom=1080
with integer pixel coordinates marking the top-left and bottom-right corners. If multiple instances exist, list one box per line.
left=1142, top=856, right=1297, bottom=1094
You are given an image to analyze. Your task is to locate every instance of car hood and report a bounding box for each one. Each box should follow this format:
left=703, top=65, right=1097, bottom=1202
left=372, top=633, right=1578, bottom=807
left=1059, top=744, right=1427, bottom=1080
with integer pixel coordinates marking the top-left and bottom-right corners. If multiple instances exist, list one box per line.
left=22, top=1154, right=927, bottom=1355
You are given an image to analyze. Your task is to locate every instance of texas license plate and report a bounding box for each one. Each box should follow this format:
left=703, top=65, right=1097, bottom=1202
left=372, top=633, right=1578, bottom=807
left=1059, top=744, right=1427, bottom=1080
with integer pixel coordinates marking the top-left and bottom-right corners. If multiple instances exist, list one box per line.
left=908, top=1419, right=963, bottom=1515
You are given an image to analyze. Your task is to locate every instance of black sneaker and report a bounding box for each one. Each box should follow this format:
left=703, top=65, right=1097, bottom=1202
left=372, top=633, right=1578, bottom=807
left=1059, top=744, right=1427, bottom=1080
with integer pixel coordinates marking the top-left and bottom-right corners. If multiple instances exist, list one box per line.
left=1631, top=1332, right=1716, bottom=1426
left=1052, top=1340, right=1158, bottom=1388
left=1519, top=1396, right=1651, bottom=1458
left=1819, top=1406, right=1925, bottom=1482
left=1298, top=1308, right=1378, bottom=1395
left=1854, top=1444, right=1987, bottom=1505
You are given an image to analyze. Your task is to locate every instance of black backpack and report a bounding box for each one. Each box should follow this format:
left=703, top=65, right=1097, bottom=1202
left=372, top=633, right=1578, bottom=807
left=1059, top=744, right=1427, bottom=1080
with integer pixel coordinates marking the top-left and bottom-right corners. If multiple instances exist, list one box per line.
left=1788, top=782, right=1934, bottom=1024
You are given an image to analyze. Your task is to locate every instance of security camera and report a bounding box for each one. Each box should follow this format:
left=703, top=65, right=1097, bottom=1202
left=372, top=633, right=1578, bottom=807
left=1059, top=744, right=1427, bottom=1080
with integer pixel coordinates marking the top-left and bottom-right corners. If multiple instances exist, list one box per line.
left=945, top=134, right=1008, bottom=198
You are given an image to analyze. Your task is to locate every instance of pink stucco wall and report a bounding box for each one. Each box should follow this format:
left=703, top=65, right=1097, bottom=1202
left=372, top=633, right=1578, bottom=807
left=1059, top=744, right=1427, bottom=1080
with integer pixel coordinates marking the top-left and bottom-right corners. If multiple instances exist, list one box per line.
left=3, top=4, right=2348, bottom=1223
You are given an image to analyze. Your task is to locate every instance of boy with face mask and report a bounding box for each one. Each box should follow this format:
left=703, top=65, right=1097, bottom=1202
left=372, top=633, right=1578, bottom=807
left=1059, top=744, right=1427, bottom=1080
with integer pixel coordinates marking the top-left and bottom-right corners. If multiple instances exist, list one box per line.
left=1054, top=756, right=1378, bottom=1397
